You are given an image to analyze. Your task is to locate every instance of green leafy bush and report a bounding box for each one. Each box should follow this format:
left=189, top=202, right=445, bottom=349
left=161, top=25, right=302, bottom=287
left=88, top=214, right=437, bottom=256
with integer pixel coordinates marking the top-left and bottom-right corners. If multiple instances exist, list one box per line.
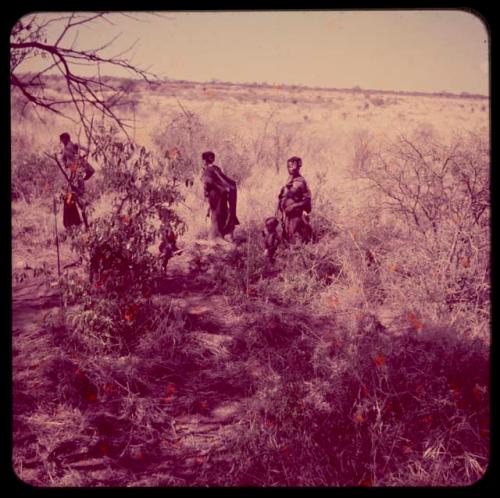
left=62, top=127, right=186, bottom=353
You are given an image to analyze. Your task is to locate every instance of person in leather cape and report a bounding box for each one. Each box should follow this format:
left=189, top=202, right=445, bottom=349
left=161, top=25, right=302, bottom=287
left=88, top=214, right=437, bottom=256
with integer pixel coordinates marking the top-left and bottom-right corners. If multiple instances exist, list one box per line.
left=201, top=151, right=239, bottom=241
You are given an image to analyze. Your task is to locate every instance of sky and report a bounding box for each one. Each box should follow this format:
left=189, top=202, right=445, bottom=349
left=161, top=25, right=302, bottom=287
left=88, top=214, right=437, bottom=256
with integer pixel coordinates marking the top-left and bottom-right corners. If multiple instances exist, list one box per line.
left=16, top=10, right=489, bottom=95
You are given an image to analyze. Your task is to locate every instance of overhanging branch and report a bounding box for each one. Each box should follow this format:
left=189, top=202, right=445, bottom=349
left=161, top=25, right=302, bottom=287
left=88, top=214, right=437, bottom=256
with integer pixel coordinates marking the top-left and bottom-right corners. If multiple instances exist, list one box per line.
left=11, top=12, right=159, bottom=141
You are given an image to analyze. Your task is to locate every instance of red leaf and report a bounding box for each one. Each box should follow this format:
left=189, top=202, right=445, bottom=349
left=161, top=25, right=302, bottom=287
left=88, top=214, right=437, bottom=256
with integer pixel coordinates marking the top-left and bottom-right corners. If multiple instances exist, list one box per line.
left=373, top=354, right=386, bottom=368
left=472, top=386, right=483, bottom=401
left=479, top=419, right=490, bottom=438
left=124, top=303, right=140, bottom=321
left=480, top=427, right=490, bottom=438
left=354, top=412, right=364, bottom=423
left=408, top=312, right=423, bottom=331
left=421, top=415, right=433, bottom=427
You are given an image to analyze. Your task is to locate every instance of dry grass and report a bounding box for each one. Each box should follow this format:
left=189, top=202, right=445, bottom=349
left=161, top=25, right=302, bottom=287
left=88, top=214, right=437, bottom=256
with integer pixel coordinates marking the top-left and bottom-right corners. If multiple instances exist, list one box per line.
left=11, top=77, right=490, bottom=487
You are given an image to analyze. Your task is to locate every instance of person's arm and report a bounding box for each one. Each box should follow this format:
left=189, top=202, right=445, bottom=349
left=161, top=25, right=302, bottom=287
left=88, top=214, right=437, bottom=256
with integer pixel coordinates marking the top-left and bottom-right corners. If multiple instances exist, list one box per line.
left=60, top=145, right=70, bottom=167
left=202, top=170, right=216, bottom=216
left=284, top=179, right=311, bottom=214
left=82, top=160, right=95, bottom=181
left=211, top=166, right=234, bottom=193
left=276, top=187, right=285, bottom=216
left=300, top=180, right=312, bottom=213
left=202, top=170, right=212, bottom=199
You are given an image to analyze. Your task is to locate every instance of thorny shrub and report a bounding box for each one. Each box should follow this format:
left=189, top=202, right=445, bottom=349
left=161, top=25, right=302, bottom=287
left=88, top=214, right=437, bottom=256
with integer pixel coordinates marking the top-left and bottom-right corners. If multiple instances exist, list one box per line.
left=349, top=128, right=490, bottom=332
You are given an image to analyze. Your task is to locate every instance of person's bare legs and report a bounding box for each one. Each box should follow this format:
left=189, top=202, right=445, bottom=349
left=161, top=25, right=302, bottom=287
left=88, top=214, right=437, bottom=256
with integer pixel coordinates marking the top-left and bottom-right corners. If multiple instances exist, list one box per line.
left=209, top=211, right=220, bottom=240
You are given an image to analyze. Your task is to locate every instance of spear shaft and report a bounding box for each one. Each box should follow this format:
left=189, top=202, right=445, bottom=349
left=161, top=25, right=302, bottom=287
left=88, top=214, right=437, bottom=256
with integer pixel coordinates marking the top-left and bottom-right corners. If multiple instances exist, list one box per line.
left=52, top=194, right=66, bottom=321
left=44, top=152, right=70, bottom=185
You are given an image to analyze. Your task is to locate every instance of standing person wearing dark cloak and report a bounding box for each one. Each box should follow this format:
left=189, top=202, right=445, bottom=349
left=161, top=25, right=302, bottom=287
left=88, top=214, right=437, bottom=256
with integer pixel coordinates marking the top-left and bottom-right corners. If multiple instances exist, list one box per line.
left=201, top=151, right=239, bottom=241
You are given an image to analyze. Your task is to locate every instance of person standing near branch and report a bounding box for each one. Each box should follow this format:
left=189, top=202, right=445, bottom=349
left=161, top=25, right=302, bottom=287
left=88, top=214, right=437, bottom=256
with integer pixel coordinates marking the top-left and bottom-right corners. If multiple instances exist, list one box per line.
left=59, top=132, right=95, bottom=230
left=201, top=151, right=239, bottom=241
left=277, top=156, right=312, bottom=243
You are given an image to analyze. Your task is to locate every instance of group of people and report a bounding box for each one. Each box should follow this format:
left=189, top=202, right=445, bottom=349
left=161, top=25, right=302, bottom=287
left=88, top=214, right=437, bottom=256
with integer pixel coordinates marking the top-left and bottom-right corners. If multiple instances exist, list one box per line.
left=202, top=151, right=312, bottom=261
left=58, top=132, right=313, bottom=264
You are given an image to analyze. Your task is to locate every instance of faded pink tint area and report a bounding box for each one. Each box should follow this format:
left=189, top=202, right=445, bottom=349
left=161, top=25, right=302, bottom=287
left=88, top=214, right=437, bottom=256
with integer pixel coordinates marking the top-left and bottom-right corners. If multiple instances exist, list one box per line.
left=12, top=10, right=489, bottom=487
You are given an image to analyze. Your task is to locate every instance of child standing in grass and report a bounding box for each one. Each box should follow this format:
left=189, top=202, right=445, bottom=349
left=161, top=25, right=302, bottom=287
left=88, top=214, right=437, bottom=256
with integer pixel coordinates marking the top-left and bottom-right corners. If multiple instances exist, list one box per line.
left=263, top=216, right=281, bottom=263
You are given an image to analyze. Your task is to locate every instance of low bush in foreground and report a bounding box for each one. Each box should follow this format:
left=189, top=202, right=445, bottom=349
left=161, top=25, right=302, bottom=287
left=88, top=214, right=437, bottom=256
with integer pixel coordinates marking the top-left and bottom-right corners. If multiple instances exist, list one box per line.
left=207, top=310, right=489, bottom=486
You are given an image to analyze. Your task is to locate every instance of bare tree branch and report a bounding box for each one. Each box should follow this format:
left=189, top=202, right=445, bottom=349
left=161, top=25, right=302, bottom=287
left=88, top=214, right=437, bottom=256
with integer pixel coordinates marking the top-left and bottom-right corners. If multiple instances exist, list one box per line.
left=11, top=12, right=158, bottom=142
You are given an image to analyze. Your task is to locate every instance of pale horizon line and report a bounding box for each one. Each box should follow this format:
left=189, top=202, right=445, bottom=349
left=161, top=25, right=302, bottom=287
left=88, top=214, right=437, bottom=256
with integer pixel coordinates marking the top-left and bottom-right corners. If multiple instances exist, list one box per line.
left=15, top=71, right=490, bottom=100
